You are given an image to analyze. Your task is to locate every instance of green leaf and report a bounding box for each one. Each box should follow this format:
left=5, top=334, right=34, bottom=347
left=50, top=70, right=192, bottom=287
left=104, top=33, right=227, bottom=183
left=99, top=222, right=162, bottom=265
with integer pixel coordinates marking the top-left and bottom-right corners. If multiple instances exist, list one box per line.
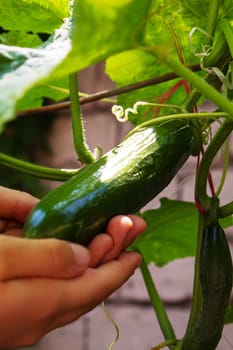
left=53, top=0, right=153, bottom=77
left=0, top=31, right=43, bottom=48
left=134, top=198, right=198, bottom=266
left=181, top=0, right=233, bottom=21
left=180, top=0, right=210, bottom=19
left=221, top=0, right=233, bottom=18
left=16, top=77, right=70, bottom=111
left=133, top=198, right=233, bottom=267
left=0, top=0, right=69, bottom=33
left=0, top=20, right=71, bottom=129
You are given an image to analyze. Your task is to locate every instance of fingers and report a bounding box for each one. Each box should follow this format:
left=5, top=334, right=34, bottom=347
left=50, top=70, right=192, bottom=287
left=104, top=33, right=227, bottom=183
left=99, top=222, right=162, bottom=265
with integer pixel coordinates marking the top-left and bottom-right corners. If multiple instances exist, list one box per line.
left=0, top=220, right=22, bottom=236
left=43, top=252, right=142, bottom=327
left=87, top=233, right=114, bottom=267
left=122, top=214, right=147, bottom=247
left=0, top=251, right=142, bottom=348
left=0, top=186, right=38, bottom=223
left=63, top=251, right=142, bottom=313
left=0, top=214, right=145, bottom=280
left=87, top=215, right=132, bottom=267
left=100, top=215, right=147, bottom=263
left=0, top=235, right=90, bottom=280
left=88, top=215, right=146, bottom=267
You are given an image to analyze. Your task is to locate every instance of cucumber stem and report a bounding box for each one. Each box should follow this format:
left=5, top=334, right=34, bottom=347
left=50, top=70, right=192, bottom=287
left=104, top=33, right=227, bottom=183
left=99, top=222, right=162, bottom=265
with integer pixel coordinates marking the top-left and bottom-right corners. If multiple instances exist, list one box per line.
left=139, top=253, right=176, bottom=347
left=69, top=73, right=95, bottom=164
left=195, top=120, right=233, bottom=211
left=0, top=152, right=78, bottom=181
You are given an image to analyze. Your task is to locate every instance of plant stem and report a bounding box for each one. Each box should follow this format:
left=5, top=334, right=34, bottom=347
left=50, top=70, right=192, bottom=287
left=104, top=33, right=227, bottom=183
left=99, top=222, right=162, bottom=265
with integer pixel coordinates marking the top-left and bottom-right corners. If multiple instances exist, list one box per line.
left=69, top=73, right=95, bottom=164
left=205, top=0, right=221, bottom=41
left=181, top=212, right=205, bottom=335
left=183, top=34, right=230, bottom=113
left=125, top=111, right=228, bottom=138
left=0, top=153, right=78, bottom=181
left=219, top=201, right=233, bottom=218
left=139, top=254, right=176, bottom=346
left=219, top=19, right=233, bottom=58
left=215, top=138, right=230, bottom=197
left=204, top=32, right=229, bottom=67
left=195, top=120, right=233, bottom=211
left=161, top=56, right=233, bottom=118
left=151, top=339, right=177, bottom=350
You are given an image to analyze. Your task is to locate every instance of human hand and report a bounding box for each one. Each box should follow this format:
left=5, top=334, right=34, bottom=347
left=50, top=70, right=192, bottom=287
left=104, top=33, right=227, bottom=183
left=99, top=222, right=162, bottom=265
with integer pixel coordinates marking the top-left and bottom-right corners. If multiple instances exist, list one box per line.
left=0, top=187, right=146, bottom=349
left=0, top=186, right=39, bottom=236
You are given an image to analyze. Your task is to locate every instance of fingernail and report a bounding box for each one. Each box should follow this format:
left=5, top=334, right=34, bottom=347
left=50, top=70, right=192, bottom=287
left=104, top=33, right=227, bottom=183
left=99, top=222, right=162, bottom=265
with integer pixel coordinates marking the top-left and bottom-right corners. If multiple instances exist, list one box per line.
left=69, top=243, right=90, bottom=267
left=120, top=216, right=133, bottom=228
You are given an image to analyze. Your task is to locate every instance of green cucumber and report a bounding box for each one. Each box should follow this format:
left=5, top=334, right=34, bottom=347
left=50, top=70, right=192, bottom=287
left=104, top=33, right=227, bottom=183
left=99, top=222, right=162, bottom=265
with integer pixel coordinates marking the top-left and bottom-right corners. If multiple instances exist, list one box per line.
left=24, top=120, right=195, bottom=245
left=182, top=222, right=233, bottom=350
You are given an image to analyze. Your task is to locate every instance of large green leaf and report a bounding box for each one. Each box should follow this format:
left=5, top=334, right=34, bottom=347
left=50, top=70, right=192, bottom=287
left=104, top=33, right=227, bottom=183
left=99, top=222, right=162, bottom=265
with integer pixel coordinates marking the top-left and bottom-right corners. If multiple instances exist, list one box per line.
left=0, top=29, right=68, bottom=111
left=0, top=0, right=153, bottom=129
left=0, top=20, right=71, bottom=130
left=0, top=0, right=69, bottom=33
left=133, top=198, right=233, bottom=267
left=53, top=0, right=153, bottom=77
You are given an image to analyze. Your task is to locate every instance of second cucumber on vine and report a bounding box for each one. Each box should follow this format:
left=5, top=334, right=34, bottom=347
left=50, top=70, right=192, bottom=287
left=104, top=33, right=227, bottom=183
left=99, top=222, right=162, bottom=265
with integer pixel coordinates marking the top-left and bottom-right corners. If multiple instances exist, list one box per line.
left=181, top=221, right=233, bottom=350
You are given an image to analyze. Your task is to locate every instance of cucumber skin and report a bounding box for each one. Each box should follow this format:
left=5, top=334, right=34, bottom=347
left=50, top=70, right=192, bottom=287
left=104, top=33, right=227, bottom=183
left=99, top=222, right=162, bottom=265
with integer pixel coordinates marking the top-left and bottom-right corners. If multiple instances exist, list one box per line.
left=24, top=120, right=194, bottom=245
left=182, top=223, right=233, bottom=350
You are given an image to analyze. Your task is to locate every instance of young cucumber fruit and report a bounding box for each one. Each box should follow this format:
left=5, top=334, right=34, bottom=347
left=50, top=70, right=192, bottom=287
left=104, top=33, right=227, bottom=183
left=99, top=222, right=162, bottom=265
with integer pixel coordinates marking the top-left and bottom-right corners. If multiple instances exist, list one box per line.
left=182, top=222, right=233, bottom=350
left=24, top=120, right=195, bottom=245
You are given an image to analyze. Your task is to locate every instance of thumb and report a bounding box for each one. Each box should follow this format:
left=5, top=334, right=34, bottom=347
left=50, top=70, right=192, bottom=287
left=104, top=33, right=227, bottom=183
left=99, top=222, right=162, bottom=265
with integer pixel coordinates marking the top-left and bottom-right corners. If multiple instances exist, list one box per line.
left=0, top=235, right=90, bottom=280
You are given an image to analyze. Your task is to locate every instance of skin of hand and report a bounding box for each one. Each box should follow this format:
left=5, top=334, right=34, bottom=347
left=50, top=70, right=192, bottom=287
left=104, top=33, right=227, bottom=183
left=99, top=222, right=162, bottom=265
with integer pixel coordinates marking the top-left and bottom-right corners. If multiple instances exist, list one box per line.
left=0, top=186, right=146, bottom=349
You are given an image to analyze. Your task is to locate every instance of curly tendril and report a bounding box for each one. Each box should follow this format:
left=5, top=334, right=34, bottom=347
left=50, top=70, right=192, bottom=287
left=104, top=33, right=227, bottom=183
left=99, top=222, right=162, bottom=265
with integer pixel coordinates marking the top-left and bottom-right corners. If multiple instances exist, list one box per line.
left=112, top=101, right=183, bottom=122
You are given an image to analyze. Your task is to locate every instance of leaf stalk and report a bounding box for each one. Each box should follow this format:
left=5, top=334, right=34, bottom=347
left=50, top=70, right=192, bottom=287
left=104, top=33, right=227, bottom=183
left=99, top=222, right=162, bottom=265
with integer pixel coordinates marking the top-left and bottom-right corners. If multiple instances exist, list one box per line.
left=139, top=252, right=176, bottom=348
left=0, top=153, right=78, bottom=181
left=69, top=73, right=95, bottom=164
